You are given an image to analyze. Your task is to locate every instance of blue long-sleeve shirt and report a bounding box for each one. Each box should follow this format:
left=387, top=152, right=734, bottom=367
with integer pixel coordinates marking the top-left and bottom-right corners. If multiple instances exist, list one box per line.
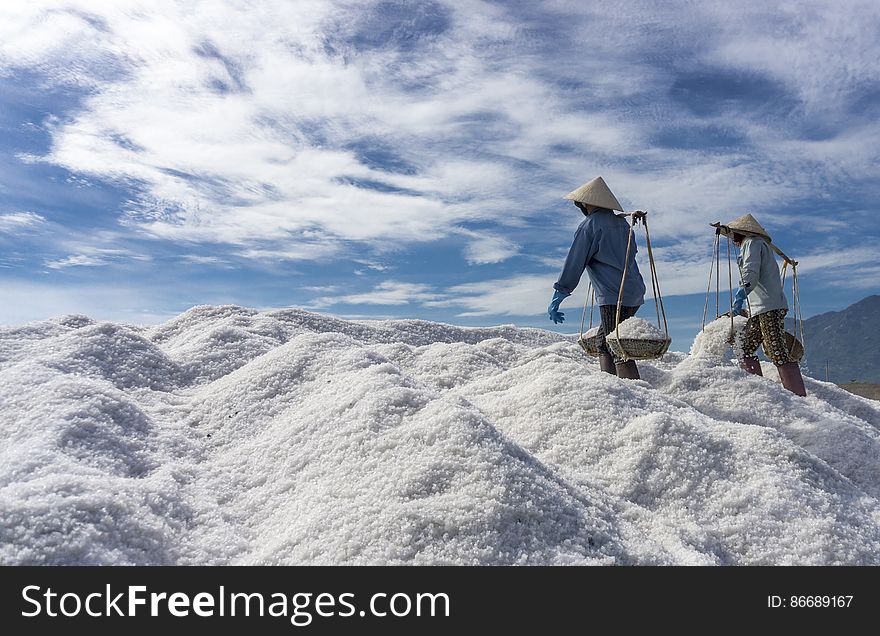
left=554, top=208, right=646, bottom=307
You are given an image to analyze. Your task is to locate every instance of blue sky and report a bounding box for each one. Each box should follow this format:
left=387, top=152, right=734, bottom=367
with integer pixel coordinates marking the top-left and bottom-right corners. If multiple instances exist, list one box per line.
left=1, top=0, right=878, bottom=349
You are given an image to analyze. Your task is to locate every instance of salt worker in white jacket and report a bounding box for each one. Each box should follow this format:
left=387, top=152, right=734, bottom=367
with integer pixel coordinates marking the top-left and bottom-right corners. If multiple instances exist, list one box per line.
left=725, top=213, right=807, bottom=396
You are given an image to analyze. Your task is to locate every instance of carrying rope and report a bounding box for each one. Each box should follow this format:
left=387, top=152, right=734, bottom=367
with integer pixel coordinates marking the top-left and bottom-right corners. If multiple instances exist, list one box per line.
left=781, top=259, right=806, bottom=358
left=642, top=213, right=665, bottom=330
left=716, top=228, right=721, bottom=319
left=702, top=231, right=719, bottom=329
left=726, top=232, right=735, bottom=337
left=578, top=282, right=595, bottom=343
left=702, top=229, right=737, bottom=339
left=614, top=211, right=669, bottom=353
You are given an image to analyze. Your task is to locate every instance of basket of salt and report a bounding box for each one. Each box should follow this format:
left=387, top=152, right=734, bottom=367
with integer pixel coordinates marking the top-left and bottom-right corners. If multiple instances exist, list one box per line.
left=784, top=331, right=805, bottom=363
left=577, top=326, right=603, bottom=357
left=605, top=316, right=672, bottom=361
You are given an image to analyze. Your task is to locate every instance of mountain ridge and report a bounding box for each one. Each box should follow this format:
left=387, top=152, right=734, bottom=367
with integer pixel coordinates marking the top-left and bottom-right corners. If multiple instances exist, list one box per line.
left=797, top=295, right=880, bottom=383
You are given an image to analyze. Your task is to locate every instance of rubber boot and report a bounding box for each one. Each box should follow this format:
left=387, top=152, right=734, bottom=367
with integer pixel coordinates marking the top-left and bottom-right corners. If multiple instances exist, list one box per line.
left=777, top=362, right=807, bottom=397
left=615, top=360, right=640, bottom=380
left=598, top=352, right=617, bottom=376
left=739, top=356, right=763, bottom=376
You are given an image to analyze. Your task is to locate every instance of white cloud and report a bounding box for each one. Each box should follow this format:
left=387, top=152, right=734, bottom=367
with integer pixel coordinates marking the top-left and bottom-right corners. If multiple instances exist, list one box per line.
left=698, top=0, right=880, bottom=109
left=0, top=211, right=46, bottom=233
left=785, top=245, right=880, bottom=294
left=180, top=254, right=227, bottom=265
left=2, top=1, right=521, bottom=254
left=460, top=232, right=519, bottom=265
left=43, top=245, right=151, bottom=269
left=827, top=265, right=880, bottom=290
left=236, top=243, right=339, bottom=262
left=301, top=285, right=340, bottom=293
left=311, top=280, right=441, bottom=307
left=0, top=0, right=877, bottom=281
left=44, top=254, right=107, bottom=269
left=428, top=274, right=552, bottom=317
left=353, top=260, right=391, bottom=272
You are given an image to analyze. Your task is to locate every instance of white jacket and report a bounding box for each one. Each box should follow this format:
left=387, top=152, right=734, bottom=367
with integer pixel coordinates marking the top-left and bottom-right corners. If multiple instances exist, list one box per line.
left=738, top=236, right=788, bottom=315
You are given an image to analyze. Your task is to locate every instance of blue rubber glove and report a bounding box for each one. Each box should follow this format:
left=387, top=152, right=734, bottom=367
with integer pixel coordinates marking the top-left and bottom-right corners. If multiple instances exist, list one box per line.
left=548, top=290, right=571, bottom=324
left=732, top=287, right=748, bottom=316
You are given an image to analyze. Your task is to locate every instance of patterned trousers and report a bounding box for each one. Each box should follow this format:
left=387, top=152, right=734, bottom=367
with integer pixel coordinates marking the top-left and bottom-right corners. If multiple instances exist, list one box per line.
left=740, top=308, right=792, bottom=366
left=596, top=304, right=639, bottom=362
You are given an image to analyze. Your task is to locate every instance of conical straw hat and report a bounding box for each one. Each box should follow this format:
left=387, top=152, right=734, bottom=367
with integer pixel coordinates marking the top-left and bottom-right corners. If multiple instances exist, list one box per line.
left=563, top=176, right=624, bottom=211
left=725, top=213, right=771, bottom=242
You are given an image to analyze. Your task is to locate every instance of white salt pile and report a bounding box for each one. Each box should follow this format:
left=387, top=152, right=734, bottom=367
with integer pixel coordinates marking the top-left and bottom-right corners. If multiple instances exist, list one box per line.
left=607, top=316, right=667, bottom=340
left=690, top=315, right=749, bottom=363
left=1, top=305, right=879, bottom=565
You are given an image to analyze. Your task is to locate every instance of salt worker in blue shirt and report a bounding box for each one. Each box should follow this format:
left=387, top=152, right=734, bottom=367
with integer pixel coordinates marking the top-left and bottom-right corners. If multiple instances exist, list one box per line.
left=547, top=176, right=646, bottom=379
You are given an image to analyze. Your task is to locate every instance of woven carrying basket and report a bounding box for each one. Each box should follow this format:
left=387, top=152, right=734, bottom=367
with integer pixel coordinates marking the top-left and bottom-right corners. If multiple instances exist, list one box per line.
left=784, top=331, right=805, bottom=363
left=577, top=333, right=603, bottom=357
left=605, top=335, right=671, bottom=361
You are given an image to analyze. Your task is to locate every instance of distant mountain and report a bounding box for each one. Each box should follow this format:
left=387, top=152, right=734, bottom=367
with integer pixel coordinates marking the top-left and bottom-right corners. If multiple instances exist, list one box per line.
left=796, top=295, right=880, bottom=383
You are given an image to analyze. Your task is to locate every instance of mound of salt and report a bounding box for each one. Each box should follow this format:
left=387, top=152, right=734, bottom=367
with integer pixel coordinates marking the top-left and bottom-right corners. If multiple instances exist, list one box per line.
left=689, top=316, right=748, bottom=363
left=607, top=317, right=666, bottom=340
left=3, top=305, right=880, bottom=566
